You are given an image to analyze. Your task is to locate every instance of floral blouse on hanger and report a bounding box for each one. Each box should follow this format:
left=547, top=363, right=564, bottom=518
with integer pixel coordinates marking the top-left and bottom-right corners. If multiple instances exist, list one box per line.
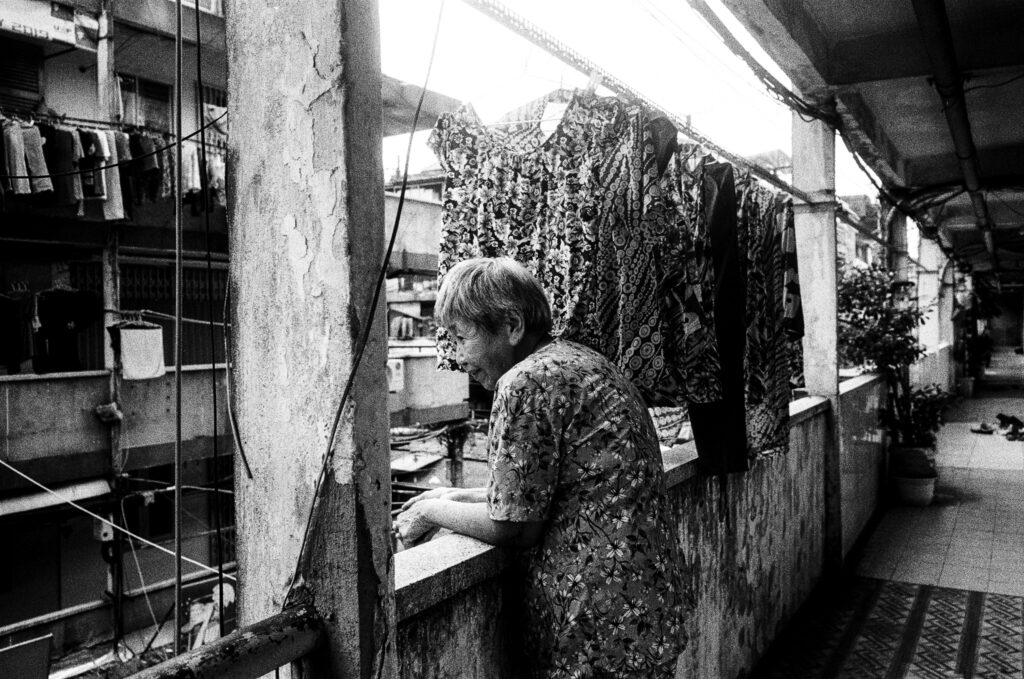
left=429, top=90, right=721, bottom=406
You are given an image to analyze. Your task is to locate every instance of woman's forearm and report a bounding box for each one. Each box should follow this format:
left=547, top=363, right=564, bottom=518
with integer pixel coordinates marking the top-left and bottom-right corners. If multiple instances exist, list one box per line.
left=419, top=498, right=542, bottom=547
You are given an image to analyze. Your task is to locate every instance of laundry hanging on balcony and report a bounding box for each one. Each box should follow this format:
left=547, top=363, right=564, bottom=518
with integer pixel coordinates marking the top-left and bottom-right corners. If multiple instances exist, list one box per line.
left=0, top=114, right=226, bottom=220
left=685, top=156, right=804, bottom=471
left=107, top=320, right=166, bottom=380
left=432, top=90, right=804, bottom=464
left=430, top=89, right=723, bottom=407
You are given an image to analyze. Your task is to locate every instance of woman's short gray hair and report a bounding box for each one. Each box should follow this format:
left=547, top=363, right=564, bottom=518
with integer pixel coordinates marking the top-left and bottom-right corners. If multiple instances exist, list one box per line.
left=436, top=257, right=552, bottom=336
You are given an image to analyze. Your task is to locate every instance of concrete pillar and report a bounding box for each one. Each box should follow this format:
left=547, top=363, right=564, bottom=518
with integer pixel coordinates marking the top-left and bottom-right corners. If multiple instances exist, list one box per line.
left=917, top=239, right=943, bottom=353
left=227, top=1, right=395, bottom=677
left=792, top=112, right=843, bottom=572
left=888, top=213, right=911, bottom=284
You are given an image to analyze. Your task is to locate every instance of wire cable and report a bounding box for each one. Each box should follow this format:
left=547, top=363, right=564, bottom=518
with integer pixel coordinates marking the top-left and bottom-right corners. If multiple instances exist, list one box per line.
left=192, top=0, right=227, bottom=637
left=173, top=0, right=186, bottom=655
left=282, top=0, right=447, bottom=611
left=0, top=457, right=236, bottom=581
left=122, top=500, right=161, bottom=630
left=0, top=112, right=227, bottom=181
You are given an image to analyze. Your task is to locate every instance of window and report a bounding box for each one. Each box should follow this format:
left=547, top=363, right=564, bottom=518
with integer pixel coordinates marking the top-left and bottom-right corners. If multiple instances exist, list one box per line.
left=119, top=74, right=172, bottom=130
left=0, top=37, right=43, bottom=112
left=168, top=0, right=224, bottom=17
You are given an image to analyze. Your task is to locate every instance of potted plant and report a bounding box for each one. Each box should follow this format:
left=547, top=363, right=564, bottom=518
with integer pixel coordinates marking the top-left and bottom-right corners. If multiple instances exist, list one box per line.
left=838, top=261, right=950, bottom=506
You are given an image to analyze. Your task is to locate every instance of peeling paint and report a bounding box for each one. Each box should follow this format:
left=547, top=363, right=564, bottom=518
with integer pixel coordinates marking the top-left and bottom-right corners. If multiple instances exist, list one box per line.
left=279, top=213, right=315, bottom=300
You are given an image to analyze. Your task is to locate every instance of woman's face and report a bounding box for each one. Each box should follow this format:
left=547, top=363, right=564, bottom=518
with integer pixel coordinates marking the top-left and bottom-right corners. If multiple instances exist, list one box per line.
left=449, top=319, right=519, bottom=391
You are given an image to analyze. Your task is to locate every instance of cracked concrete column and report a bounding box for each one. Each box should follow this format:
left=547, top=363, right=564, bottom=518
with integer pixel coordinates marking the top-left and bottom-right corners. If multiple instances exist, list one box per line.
left=226, top=1, right=394, bottom=677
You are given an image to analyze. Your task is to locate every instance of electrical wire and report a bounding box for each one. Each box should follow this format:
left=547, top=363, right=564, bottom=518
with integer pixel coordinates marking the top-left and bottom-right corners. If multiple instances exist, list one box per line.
left=282, top=0, right=447, bottom=612
left=193, top=0, right=227, bottom=637
left=0, top=457, right=236, bottom=581
left=963, top=71, right=1024, bottom=93
left=221, top=286, right=254, bottom=479
left=104, top=307, right=228, bottom=327
left=122, top=500, right=161, bottom=630
left=173, top=0, right=186, bottom=655
left=0, top=112, right=227, bottom=181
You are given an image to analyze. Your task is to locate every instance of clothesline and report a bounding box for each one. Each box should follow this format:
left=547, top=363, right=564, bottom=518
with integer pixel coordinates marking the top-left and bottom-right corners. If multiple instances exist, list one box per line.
left=0, top=457, right=236, bottom=582
left=105, top=308, right=229, bottom=328
left=0, top=107, right=180, bottom=140
left=0, top=112, right=227, bottom=182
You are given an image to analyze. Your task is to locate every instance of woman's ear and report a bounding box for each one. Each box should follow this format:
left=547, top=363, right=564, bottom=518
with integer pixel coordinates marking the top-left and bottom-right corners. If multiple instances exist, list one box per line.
left=506, top=312, right=526, bottom=346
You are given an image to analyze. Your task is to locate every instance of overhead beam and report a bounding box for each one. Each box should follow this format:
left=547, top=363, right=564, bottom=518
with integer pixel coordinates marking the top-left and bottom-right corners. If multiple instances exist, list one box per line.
left=911, top=0, right=998, bottom=269
left=834, top=90, right=905, bottom=187
left=716, top=0, right=829, bottom=96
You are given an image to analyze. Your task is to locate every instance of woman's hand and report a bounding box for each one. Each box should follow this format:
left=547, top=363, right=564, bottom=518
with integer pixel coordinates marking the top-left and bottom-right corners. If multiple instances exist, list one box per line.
left=400, top=486, right=455, bottom=511
left=400, top=486, right=487, bottom=511
left=395, top=499, right=440, bottom=546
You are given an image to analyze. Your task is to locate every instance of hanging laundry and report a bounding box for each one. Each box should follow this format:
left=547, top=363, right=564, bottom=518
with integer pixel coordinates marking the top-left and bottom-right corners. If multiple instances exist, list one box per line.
left=39, top=124, right=85, bottom=206
left=430, top=90, right=722, bottom=406
left=107, top=321, right=166, bottom=380
left=205, top=146, right=226, bottom=207
left=685, top=157, right=751, bottom=475
left=20, top=125, right=54, bottom=194
left=158, top=139, right=175, bottom=199
left=736, top=173, right=803, bottom=458
left=101, top=130, right=125, bottom=220
left=2, top=119, right=31, bottom=195
left=181, top=140, right=202, bottom=192
left=129, top=133, right=163, bottom=203
left=113, top=131, right=135, bottom=218
left=78, top=129, right=108, bottom=199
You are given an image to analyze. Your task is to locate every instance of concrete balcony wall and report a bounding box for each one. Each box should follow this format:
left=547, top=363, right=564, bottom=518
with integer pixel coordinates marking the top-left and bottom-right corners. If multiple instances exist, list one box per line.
left=394, top=395, right=859, bottom=678
left=0, top=367, right=230, bottom=491
left=839, top=374, right=887, bottom=557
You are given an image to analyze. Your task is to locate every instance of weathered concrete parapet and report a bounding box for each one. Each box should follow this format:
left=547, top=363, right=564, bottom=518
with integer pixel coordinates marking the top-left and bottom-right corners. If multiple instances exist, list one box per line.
left=391, top=393, right=875, bottom=678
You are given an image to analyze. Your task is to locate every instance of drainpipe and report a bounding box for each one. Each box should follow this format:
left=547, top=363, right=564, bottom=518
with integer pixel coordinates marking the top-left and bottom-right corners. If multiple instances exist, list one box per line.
left=910, top=0, right=998, bottom=268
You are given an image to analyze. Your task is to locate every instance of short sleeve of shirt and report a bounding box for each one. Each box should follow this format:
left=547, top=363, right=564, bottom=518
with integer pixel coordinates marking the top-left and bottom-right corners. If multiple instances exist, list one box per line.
left=486, top=375, right=561, bottom=523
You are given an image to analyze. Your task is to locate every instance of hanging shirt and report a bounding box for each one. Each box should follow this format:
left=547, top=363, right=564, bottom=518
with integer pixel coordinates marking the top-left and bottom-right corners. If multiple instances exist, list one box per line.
left=430, top=91, right=721, bottom=406
left=20, top=125, right=54, bottom=194
left=39, top=124, right=85, bottom=206
left=2, top=119, right=31, bottom=195
left=102, top=130, right=126, bottom=220
left=736, top=174, right=803, bottom=458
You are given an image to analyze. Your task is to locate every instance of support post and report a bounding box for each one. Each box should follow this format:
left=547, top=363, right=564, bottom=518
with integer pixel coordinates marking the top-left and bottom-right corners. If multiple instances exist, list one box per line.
left=917, top=239, right=944, bottom=356
left=226, top=0, right=395, bottom=677
left=792, top=112, right=843, bottom=573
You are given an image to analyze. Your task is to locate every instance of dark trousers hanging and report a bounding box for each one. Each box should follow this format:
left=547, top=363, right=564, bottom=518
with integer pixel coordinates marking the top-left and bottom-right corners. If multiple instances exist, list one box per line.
left=688, top=161, right=749, bottom=475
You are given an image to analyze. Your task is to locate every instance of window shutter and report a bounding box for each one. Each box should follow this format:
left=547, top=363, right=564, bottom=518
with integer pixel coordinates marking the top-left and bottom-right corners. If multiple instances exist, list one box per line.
left=0, top=37, right=43, bottom=112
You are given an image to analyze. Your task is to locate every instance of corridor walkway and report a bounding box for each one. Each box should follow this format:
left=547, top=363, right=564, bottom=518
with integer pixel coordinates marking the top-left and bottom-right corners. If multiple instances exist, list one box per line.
left=754, top=372, right=1024, bottom=678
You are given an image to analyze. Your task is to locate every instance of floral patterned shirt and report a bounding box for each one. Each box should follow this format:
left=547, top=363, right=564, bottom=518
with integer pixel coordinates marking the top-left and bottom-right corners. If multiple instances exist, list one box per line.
left=430, top=90, right=722, bottom=406
left=487, top=339, right=687, bottom=678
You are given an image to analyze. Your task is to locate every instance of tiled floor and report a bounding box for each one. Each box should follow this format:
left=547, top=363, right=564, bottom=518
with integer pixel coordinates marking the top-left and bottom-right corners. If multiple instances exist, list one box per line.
left=856, top=391, right=1024, bottom=596
left=755, top=382, right=1024, bottom=678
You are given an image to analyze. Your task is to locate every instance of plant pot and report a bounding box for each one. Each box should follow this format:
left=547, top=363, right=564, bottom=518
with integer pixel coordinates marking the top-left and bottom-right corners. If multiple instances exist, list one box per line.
left=895, top=476, right=937, bottom=506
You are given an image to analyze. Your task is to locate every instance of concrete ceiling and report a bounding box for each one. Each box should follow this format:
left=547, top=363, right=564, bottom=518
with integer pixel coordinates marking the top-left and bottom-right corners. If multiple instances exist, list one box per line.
left=720, top=0, right=1024, bottom=284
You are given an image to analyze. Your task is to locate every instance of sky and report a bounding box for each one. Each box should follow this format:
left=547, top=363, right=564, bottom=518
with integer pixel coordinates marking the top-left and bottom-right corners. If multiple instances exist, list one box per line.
left=378, top=0, right=878, bottom=198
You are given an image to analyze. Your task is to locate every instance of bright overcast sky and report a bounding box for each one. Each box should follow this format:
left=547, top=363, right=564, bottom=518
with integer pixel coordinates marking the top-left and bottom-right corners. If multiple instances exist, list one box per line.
left=379, top=0, right=877, bottom=198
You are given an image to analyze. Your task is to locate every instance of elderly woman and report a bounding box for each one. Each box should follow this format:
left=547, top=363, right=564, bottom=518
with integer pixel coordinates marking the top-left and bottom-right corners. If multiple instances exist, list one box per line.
left=397, top=257, right=686, bottom=678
